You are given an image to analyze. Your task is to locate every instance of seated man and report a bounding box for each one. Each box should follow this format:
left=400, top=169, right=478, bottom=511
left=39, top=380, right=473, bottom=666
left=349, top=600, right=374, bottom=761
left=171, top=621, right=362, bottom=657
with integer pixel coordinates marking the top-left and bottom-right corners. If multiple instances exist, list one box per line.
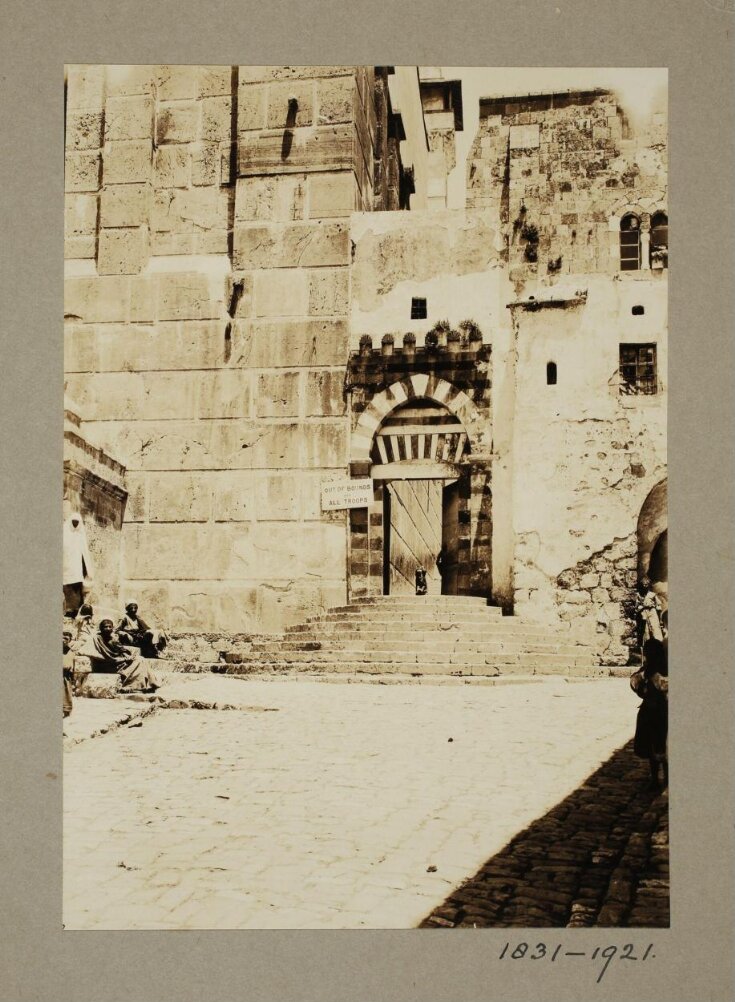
left=83, top=618, right=161, bottom=693
left=117, top=601, right=168, bottom=659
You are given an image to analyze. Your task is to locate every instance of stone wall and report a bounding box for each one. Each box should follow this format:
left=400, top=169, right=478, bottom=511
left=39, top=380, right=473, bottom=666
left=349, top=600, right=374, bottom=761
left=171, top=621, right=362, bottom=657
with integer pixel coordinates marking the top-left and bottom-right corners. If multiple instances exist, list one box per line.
left=466, top=89, right=668, bottom=283
left=63, top=404, right=128, bottom=620
left=64, top=65, right=418, bottom=635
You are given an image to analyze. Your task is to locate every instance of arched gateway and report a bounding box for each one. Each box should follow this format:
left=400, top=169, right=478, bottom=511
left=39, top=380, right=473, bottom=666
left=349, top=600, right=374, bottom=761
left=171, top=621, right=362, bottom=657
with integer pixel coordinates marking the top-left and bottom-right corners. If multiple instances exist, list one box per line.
left=345, top=353, right=493, bottom=602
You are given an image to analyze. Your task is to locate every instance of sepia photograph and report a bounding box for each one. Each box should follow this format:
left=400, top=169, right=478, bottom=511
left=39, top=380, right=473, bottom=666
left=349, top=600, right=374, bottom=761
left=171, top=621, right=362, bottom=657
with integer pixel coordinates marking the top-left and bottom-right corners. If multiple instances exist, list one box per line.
left=62, top=64, right=669, bottom=931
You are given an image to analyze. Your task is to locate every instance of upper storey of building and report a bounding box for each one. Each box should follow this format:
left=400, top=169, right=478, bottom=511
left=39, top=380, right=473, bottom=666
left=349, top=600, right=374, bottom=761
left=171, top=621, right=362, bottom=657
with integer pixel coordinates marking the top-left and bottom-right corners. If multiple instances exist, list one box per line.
left=465, top=89, right=668, bottom=283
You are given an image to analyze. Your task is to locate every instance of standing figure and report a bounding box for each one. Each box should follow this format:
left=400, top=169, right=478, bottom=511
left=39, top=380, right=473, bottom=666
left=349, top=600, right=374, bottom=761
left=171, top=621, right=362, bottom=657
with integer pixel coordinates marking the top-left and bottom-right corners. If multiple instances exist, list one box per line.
left=83, top=619, right=161, bottom=693
left=117, top=602, right=168, bottom=659
left=63, top=511, right=94, bottom=617
left=63, top=629, right=74, bottom=718
left=635, top=576, right=663, bottom=650
left=631, top=636, right=668, bottom=789
left=415, top=568, right=428, bottom=596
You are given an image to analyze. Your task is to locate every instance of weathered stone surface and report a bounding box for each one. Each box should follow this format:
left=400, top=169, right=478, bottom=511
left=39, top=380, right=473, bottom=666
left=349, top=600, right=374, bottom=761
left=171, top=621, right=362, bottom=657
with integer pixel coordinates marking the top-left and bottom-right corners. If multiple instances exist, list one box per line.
left=308, top=171, right=356, bottom=218
left=154, top=146, right=191, bottom=188
left=201, top=97, right=232, bottom=141
left=65, top=235, right=97, bottom=259
left=317, top=74, right=355, bottom=124
left=65, top=193, right=98, bottom=236
left=234, top=319, right=349, bottom=368
left=254, top=269, right=309, bottom=318
left=212, top=472, right=258, bottom=522
left=305, top=370, right=346, bottom=417
left=155, top=65, right=199, bottom=102
left=233, top=221, right=349, bottom=269
left=238, top=66, right=353, bottom=83
left=237, top=83, right=267, bottom=132
left=104, top=97, right=154, bottom=141
left=238, top=125, right=353, bottom=176
left=66, top=111, right=104, bottom=151
left=156, top=103, right=201, bottom=145
left=124, top=520, right=346, bottom=580
left=256, top=473, right=303, bottom=520
left=65, top=152, right=102, bottom=192
left=234, top=175, right=307, bottom=223
left=65, top=276, right=130, bottom=324
left=156, top=272, right=223, bottom=321
left=266, top=80, right=315, bottom=129
left=66, top=66, right=106, bottom=110
left=103, top=141, right=152, bottom=185
left=198, top=66, right=233, bottom=99
left=256, top=372, right=301, bottom=417
left=308, top=268, right=349, bottom=316
left=100, top=183, right=151, bottom=228
left=105, top=66, right=154, bottom=98
left=148, top=472, right=212, bottom=522
left=97, top=227, right=149, bottom=275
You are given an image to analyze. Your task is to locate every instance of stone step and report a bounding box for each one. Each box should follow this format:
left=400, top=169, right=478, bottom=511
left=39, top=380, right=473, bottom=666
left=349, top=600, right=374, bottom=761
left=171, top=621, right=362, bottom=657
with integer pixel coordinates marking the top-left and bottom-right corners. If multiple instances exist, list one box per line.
left=285, top=621, right=569, bottom=640
left=219, top=659, right=608, bottom=678
left=223, top=649, right=596, bottom=668
left=251, top=638, right=590, bottom=657
left=323, top=598, right=501, bottom=614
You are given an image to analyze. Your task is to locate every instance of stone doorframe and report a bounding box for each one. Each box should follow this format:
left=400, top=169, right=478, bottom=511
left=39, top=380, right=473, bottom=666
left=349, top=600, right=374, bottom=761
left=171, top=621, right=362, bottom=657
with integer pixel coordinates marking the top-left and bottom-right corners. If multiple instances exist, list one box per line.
left=347, top=374, right=492, bottom=601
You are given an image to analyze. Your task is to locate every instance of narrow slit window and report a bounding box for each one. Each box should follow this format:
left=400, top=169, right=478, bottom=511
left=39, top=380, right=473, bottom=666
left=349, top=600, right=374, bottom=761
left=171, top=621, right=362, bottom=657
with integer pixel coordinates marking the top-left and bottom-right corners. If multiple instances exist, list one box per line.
left=619, top=343, right=658, bottom=395
left=620, top=214, right=641, bottom=271
left=411, top=297, right=427, bottom=320
left=546, top=361, right=557, bottom=385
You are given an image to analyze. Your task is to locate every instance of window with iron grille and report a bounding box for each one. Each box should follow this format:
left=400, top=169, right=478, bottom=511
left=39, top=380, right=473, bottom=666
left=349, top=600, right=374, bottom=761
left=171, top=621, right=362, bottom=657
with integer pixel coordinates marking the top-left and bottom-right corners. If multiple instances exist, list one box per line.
left=411, top=297, right=427, bottom=320
left=619, top=343, right=658, bottom=395
left=620, top=214, right=641, bottom=271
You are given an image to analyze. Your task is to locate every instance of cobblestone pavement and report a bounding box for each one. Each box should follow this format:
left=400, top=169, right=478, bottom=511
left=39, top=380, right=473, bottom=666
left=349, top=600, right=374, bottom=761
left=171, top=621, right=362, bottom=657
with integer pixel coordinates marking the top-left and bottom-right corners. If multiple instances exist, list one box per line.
left=421, top=741, right=669, bottom=929
left=64, top=675, right=641, bottom=930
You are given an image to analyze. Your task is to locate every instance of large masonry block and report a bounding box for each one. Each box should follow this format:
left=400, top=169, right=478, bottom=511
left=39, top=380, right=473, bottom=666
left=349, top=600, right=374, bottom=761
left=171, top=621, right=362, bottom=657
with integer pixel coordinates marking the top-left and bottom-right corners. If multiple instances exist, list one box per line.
left=254, top=269, right=310, bottom=318
left=308, top=171, right=357, bottom=218
left=65, top=152, right=101, bottom=192
left=100, top=183, right=151, bottom=228
left=233, top=221, right=349, bottom=269
left=104, top=97, right=155, bottom=141
left=97, top=226, right=150, bottom=275
left=256, top=372, right=302, bottom=417
left=103, top=141, right=153, bottom=185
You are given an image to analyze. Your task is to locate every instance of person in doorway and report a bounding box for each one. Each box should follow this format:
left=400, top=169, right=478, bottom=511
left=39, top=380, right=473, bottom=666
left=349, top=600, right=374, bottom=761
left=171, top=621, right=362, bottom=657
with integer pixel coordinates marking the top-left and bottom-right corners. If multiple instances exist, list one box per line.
left=63, top=629, right=74, bottom=718
left=63, top=510, right=94, bottom=617
left=117, top=602, right=168, bottom=659
left=415, top=568, right=428, bottom=596
left=630, top=636, right=668, bottom=790
left=635, top=576, right=664, bottom=650
left=83, top=619, right=161, bottom=693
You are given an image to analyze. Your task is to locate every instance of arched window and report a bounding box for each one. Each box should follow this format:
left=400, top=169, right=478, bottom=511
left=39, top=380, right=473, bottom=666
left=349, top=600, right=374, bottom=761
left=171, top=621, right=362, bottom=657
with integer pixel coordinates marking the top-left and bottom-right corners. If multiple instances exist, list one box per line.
left=650, top=211, right=668, bottom=269
left=620, top=214, right=641, bottom=271
left=546, top=362, right=557, bottom=385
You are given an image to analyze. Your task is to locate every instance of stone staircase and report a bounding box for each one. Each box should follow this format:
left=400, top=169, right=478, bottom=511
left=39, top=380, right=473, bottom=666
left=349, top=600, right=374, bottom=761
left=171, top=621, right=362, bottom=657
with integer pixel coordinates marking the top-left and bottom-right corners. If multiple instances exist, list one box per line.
left=171, top=595, right=606, bottom=679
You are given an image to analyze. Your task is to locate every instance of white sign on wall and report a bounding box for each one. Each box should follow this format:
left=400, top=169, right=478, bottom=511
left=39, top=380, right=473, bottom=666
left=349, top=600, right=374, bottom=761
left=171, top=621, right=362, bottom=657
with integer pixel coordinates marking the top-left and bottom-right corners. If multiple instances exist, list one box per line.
left=320, top=478, right=373, bottom=511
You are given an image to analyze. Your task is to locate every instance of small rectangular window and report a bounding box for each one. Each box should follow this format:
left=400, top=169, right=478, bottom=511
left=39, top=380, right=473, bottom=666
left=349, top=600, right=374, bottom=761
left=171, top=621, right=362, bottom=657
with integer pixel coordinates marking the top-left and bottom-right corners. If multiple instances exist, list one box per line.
left=411, top=297, right=427, bottom=320
left=619, top=344, right=658, bottom=395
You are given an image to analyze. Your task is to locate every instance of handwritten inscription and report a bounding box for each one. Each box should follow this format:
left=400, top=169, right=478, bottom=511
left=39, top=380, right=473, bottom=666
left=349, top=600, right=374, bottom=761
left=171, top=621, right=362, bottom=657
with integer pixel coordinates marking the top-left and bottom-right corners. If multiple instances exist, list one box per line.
left=499, top=941, right=655, bottom=983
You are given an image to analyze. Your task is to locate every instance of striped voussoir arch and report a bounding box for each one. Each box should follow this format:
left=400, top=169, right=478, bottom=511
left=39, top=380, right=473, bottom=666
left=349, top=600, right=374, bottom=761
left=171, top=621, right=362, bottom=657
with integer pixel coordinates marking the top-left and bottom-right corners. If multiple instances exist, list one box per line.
left=351, top=374, right=480, bottom=463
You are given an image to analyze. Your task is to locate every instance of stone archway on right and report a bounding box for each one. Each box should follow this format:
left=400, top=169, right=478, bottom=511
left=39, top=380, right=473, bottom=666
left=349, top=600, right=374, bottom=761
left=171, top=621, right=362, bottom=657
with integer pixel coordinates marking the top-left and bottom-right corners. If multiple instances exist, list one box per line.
left=637, top=478, right=668, bottom=605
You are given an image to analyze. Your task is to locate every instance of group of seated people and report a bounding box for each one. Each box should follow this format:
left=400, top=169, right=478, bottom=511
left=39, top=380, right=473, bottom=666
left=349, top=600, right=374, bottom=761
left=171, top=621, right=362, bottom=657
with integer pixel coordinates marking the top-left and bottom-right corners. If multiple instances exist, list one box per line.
left=63, top=602, right=169, bottom=711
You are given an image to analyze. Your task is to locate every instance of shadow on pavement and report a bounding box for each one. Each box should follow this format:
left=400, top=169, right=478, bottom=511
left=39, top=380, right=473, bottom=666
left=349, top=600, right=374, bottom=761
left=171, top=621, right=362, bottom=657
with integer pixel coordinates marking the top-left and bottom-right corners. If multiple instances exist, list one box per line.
left=420, top=739, right=669, bottom=928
